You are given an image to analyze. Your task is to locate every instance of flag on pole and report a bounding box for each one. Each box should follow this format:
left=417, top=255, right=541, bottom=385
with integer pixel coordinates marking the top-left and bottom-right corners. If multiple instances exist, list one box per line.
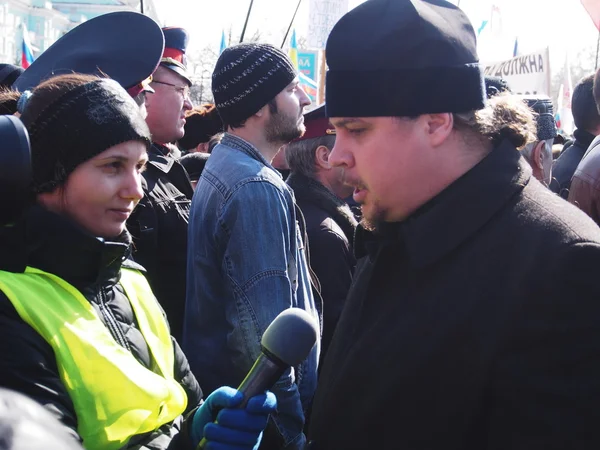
left=299, top=72, right=317, bottom=104
left=477, top=20, right=488, bottom=36
left=21, top=23, right=34, bottom=69
left=556, top=54, right=575, bottom=136
left=289, top=29, right=298, bottom=69
left=219, top=30, right=227, bottom=55
left=581, top=0, right=600, bottom=30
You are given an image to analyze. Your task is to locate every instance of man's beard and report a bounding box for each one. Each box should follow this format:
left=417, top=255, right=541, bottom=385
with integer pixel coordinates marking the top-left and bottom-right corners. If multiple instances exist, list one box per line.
left=265, top=110, right=304, bottom=144
left=359, top=201, right=386, bottom=233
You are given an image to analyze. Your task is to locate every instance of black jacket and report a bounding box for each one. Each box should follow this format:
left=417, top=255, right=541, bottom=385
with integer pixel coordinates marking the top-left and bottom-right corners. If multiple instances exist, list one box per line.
left=551, top=128, right=596, bottom=198
left=287, top=173, right=357, bottom=360
left=128, top=143, right=194, bottom=342
left=0, top=206, right=202, bottom=449
left=307, top=141, right=600, bottom=450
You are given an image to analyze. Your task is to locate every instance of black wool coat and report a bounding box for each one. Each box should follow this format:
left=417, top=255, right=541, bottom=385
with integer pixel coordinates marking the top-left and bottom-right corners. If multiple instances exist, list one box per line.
left=287, top=172, right=357, bottom=361
left=307, top=140, right=600, bottom=450
left=127, top=143, right=194, bottom=343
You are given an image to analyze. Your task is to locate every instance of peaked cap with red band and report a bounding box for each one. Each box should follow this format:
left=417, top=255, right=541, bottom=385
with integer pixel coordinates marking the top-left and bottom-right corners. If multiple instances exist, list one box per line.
left=161, top=27, right=191, bottom=85
left=295, top=104, right=335, bottom=141
left=13, top=12, right=164, bottom=96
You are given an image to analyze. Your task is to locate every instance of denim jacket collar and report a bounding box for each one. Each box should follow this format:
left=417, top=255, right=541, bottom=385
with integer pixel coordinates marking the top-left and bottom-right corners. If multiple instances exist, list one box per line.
left=220, top=133, right=282, bottom=178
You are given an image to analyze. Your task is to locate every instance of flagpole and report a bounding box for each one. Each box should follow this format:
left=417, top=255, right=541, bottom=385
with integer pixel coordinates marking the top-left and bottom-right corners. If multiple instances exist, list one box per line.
left=281, top=0, right=303, bottom=48
left=239, top=0, right=255, bottom=43
left=140, top=0, right=144, bottom=14
left=596, top=29, right=600, bottom=69
left=318, top=49, right=326, bottom=105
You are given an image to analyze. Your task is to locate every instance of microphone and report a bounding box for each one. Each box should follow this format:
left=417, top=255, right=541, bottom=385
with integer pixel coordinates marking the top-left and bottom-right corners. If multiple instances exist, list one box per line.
left=197, top=308, right=318, bottom=448
left=237, top=307, right=319, bottom=407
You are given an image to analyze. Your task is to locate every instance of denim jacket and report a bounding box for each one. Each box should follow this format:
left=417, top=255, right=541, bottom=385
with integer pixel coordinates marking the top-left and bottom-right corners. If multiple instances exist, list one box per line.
left=183, top=133, right=321, bottom=449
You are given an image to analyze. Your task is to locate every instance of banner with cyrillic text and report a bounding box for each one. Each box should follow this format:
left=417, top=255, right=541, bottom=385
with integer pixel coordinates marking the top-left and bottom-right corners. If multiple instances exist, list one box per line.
left=483, top=48, right=551, bottom=96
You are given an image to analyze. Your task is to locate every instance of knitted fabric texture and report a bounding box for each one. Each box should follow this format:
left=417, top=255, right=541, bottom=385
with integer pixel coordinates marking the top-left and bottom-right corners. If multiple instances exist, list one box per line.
left=20, top=78, right=151, bottom=193
left=212, top=43, right=297, bottom=125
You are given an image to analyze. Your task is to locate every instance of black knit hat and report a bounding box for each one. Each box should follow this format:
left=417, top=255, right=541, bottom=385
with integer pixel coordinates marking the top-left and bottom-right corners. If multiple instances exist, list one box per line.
left=20, top=78, right=151, bottom=193
left=522, top=96, right=557, bottom=141
left=325, top=0, right=486, bottom=118
left=212, top=43, right=297, bottom=125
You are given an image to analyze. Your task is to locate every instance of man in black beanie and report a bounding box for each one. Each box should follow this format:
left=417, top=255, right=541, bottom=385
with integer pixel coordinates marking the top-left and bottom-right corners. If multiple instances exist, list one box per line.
left=183, top=43, right=320, bottom=450
left=519, top=96, right=557, bottom=186
left=306, top=1, right=600, bottom=449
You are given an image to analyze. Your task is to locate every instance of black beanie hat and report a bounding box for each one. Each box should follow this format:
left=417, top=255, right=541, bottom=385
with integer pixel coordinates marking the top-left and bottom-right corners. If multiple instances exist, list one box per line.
left=523, top=97, right=557, bottom=141
left=325, top=0, right=486, bottom=118
left=20, top=78, right=151, bottom=193
left=212, top=43, right=297, bottom=125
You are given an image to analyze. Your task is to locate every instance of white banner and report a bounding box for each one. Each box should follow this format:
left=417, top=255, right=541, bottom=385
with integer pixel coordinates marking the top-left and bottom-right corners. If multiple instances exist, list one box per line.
left=307, top=0, right=349, bottom=49
left=482, top=48, right=551, bottom=96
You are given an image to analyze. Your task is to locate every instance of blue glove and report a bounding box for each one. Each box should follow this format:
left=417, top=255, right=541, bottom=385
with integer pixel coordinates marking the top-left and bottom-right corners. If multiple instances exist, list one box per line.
left=191, top=386, right=277, bottom=450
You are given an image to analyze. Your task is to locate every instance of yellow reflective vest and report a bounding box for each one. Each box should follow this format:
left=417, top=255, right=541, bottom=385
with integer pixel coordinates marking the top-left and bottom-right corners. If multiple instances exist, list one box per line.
left=0, top=266, right=187, bottom=450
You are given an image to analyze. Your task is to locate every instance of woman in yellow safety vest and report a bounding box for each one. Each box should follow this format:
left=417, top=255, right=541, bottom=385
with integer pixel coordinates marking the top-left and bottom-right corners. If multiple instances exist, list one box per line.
left=0, top=74, right=275, bottom=450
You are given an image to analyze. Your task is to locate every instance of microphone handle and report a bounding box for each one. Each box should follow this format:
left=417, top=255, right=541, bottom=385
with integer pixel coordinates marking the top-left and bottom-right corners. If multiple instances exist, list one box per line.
left=237, top=351, right=287, bottom=408
left=196, top=351, right=287, bottom=449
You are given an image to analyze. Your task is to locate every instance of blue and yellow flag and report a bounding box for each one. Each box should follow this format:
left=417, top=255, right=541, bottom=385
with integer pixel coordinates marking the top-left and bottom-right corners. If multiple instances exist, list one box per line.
left=289, top=29, right=298, bottom=69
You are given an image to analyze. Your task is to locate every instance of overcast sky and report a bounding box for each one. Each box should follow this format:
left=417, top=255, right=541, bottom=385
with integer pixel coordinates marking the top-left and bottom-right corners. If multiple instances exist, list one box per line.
left=154, top=0, right=599, bottom=69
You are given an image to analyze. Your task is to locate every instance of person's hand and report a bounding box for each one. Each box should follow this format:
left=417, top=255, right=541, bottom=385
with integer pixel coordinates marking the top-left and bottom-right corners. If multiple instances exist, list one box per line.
left=191, top=386, right=277, bottom=450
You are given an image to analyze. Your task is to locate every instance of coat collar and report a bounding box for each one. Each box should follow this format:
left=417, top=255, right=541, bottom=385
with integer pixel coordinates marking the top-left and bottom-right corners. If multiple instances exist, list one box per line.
left=0, top=206, right=139, bottom=291
left=287, top=172, right=357, bottom=243
left=573, top=128, right=596, bottom=150
left=356, top=139, right=531, bottom=267
left=220, top=133, right=280, bottom=174
left=147, top=143, right=176, bottom=173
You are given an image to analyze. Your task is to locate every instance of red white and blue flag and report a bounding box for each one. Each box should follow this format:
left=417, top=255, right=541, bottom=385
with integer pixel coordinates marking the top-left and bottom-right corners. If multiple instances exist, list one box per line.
left=21, top=23, right=34, bottom=69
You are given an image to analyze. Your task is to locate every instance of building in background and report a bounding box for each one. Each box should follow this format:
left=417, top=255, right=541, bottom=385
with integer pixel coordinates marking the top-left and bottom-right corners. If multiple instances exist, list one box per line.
left=0, top=0, right=159, bottom=66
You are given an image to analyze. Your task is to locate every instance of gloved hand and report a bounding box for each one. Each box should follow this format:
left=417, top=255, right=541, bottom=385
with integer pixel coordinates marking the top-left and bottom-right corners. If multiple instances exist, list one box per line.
left=191, top=386, right=277, bottom=450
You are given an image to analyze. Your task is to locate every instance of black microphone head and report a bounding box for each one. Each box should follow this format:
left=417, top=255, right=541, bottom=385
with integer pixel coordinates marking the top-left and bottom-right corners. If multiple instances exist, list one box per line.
left=261, top=308, right=318, bottom=367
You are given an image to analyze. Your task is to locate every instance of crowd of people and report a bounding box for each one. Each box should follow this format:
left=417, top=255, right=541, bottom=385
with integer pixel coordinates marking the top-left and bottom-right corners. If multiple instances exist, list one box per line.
left=1, top=0, right=600, bottom=448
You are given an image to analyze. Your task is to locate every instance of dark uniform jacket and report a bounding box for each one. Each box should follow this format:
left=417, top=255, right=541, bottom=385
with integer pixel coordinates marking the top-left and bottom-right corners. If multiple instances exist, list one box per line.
left=569, top=135, right=600, bottom=225
left=0, top=206, right=202, bottom=449
left=287, top=172, right=357, bottom=360
left=551, top=128, right=596, bottom=198
left=307, top=140, right=600, bottom=450
left=128, top=143, right=193, bottom=342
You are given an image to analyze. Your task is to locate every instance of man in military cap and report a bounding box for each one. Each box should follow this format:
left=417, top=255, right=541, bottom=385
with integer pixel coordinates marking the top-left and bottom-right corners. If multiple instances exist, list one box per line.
left=284, top=104, right=356, bottom=361
left=128, top=27, right=194, bottom=342
left=306, top=0, right=600, bottom=448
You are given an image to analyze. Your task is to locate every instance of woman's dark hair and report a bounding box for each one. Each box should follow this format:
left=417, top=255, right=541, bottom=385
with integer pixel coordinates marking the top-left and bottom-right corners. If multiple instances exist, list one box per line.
left=0, top=88, right=20, bottom=115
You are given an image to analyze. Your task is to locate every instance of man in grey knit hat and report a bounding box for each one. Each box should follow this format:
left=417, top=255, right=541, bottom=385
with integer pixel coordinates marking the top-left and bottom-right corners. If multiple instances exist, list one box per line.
left=183, top=43, right=320, bottom=450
